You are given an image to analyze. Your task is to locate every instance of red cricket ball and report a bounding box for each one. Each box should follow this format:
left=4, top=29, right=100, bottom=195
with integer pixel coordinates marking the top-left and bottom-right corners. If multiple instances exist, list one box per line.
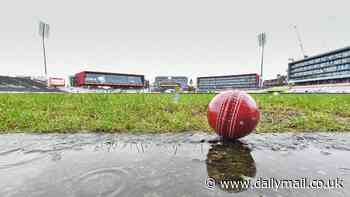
left=207, top=90, right=260, bottom=139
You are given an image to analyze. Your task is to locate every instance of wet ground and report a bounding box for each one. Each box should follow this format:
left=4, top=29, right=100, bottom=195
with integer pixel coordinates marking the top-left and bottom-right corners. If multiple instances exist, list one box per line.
left=0, top=132, right=349, bottom=197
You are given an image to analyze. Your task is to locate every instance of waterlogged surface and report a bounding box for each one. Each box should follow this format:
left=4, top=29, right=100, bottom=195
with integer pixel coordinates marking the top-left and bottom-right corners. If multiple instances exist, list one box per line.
left=0, top=132, right=349, bottom=197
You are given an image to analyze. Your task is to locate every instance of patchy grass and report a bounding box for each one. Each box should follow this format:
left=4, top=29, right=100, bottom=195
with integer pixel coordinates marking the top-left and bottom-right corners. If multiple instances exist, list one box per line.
left=254, top=94, right=350, bottom=132
left=0, top=93, right=349, bottom=133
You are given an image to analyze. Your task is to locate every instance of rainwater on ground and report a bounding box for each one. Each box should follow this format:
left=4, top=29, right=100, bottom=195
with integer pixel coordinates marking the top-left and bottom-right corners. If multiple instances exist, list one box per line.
left=0, top=132, right=349, bottom=197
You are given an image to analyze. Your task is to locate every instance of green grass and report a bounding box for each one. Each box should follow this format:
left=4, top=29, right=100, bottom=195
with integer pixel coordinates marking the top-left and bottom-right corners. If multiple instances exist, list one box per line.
left=0, top=93, right=349, bottom=133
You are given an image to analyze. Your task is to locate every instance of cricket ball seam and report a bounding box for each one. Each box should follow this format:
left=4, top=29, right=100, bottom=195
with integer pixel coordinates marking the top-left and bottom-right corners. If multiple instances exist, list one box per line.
left=219, top=94, right=231, bottom=135
left=215, top=96, right=225, bottom=134
left=230, top=93, right=243, bottom=138
left=228, top=92, right=240, bottom=138
left=216, top=94, right=230, bottom=135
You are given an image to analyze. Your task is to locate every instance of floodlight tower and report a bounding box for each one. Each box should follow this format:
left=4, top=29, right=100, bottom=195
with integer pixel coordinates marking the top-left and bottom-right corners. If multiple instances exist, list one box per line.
left=39, top=21, right=50, bottom=77
left=257, top=32, right=266, bottom=88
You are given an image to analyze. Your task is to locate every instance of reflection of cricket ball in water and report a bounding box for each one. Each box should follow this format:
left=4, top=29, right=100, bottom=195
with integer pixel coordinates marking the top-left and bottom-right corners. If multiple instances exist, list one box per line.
left=207, top=90, right=260, bottom=139
left=206, top=141, right=256, bottom=193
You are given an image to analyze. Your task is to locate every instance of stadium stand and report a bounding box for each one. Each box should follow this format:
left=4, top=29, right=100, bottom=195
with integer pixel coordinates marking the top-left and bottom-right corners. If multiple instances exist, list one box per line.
left=59, top=86, right=146, bottom=93
left=0, top=76, right=63, bottom=92
left=288, top=83, right=350, bottom=93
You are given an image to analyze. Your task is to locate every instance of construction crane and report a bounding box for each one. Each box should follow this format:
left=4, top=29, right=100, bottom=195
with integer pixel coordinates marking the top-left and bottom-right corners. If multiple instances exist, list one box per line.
left=293, top=25, right=308, bottom=58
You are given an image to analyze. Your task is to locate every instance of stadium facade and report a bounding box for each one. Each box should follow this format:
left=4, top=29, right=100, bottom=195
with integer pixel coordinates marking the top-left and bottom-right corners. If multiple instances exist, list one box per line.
left=154, top=76, right=188, bottom=91
left=263, top=75, right=287, bottom=88
left=197, top=73, right=260, bottom=92
left=0, top=75, right=61, bottom=92
left=288, top=46, right=350, bottom=85
left=48, top=77, right=65, bottom=87
left=74, top=71, right=145, bottom=89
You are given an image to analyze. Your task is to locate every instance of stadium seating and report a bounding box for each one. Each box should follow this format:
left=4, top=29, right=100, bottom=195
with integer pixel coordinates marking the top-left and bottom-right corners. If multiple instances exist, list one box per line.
left=288, top=83, right=350, bottom=93
left=0, top=76, right=62, bottom=92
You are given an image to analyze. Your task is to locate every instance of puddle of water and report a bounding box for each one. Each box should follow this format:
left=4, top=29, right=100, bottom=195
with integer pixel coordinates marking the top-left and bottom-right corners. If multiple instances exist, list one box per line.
left=0, top=132, right=349, bottom=197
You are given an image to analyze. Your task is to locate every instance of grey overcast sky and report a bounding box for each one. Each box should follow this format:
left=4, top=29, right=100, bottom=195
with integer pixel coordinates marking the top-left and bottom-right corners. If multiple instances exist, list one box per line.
left=0, top=0, right=349, bottom=82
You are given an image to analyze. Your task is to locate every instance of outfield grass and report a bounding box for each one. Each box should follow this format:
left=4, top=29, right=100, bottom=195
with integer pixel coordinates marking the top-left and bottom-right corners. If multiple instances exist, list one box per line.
left=0, top=93, right=349, bottom=133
